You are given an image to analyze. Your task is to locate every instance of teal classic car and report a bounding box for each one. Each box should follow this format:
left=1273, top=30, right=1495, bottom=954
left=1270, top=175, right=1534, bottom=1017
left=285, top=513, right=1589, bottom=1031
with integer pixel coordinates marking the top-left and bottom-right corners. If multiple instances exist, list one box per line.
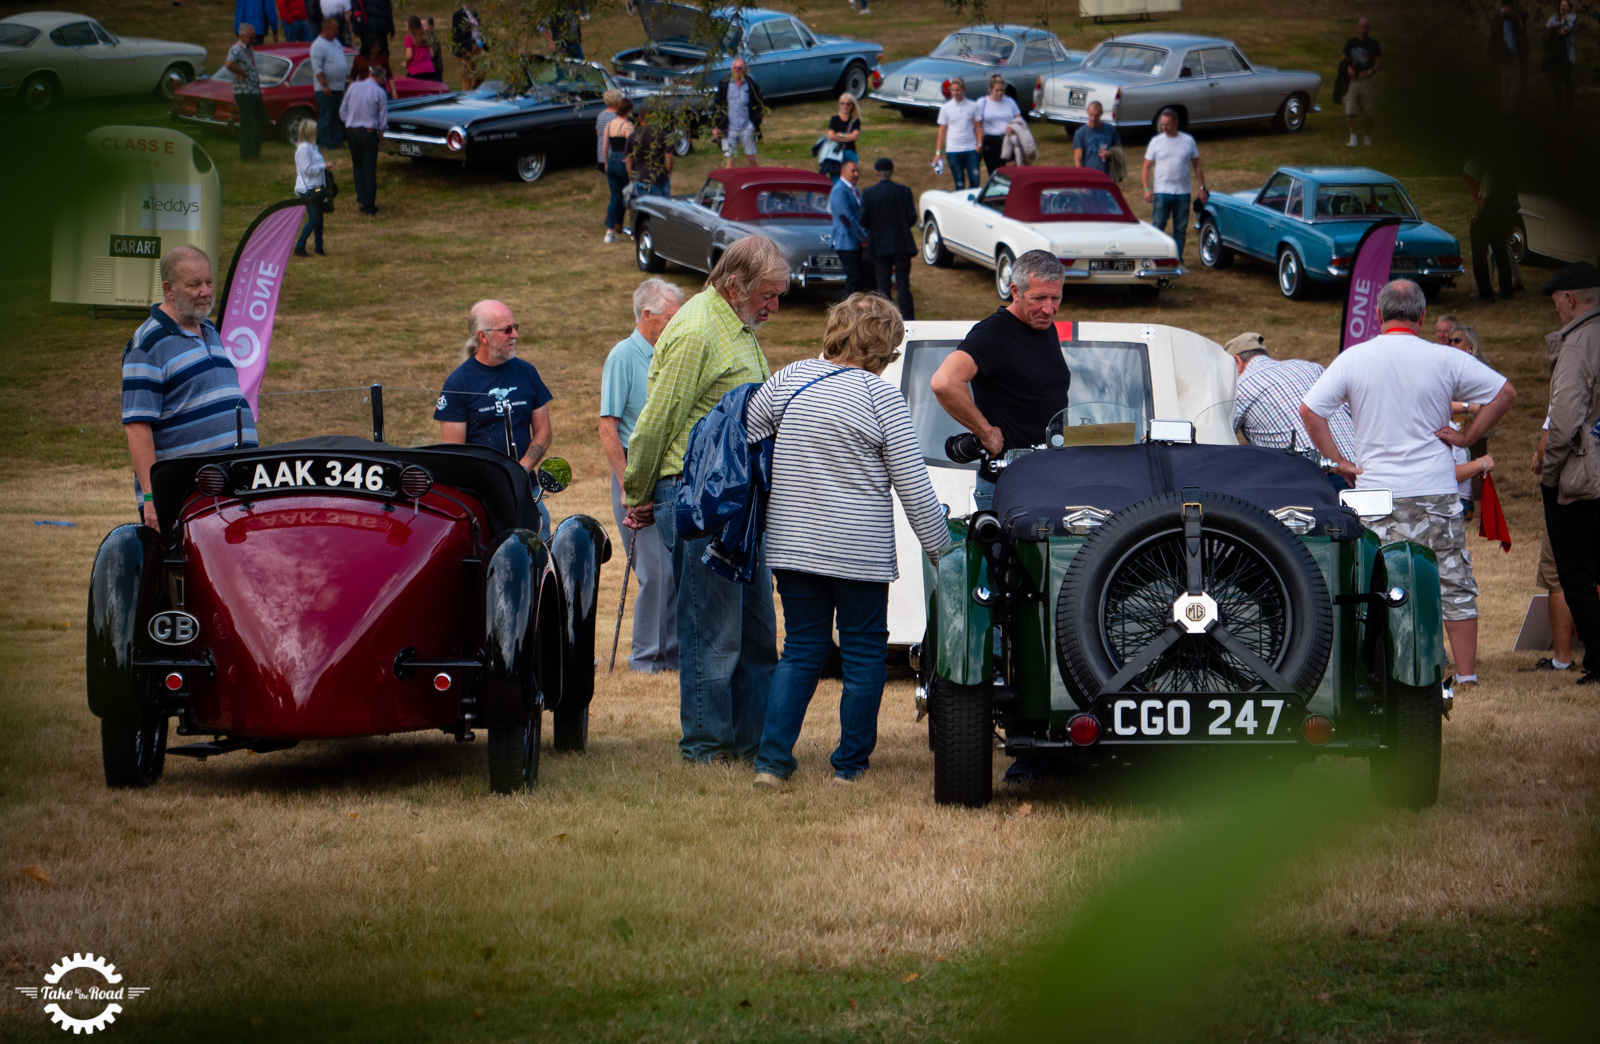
left=918, top=426, right=1451, bottom=811
left=1194, top=166, right=1464, bottom=300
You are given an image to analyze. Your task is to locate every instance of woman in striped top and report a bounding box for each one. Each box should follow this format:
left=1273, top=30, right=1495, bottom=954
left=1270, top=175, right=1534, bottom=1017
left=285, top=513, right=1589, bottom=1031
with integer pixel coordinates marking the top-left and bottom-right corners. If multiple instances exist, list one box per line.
left=750, top=294, right=949, bottom=786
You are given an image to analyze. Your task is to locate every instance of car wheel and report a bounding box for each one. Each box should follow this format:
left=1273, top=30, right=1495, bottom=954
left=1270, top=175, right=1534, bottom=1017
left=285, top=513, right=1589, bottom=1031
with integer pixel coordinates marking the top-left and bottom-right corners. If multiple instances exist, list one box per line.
left=1508, top=216, right=1528, bottom=264
left=839, top=61, right=870, bottom=100
left=158, top=63, right=191, bottom=101
left=513, top=153, right=547, bottom=183
left=488, top=695, right=542, bottom=793
left=1199, top=217, right=1234, bottom=269
left=1057, top=492, right=1334, bottom=701
left=635, top=217, right=666, bottom=272
left=672, top=128, right=693, bottom=157
left=1272, top=92, right=1308, bottom=133
left=994, top=247, right=1016, bottom=302
left=1277, top=245, right=1312, bottom=300
left=930, top=678, right=992, bottom=807
left=552, top=702, right=589, bottom=752
left=921, top=217, right=953, bottom=267
left=278, top=106, right=315, bottom=145
left=101, top=710, right=168, bottom=788
left=21, top=73, right=56, bottom=113
left=1369, top=682, right=1443, bottom=809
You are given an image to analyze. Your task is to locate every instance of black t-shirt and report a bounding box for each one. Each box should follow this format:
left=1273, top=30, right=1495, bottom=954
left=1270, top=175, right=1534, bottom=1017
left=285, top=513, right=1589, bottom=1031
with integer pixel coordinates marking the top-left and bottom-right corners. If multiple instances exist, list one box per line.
left=960, top=306, right=1071, bottom=458
left=434, top=356, right=553, bottom=460
left=828, top=115, right=860, bottom=137
left=1343, top=36, right=1380, bottom=74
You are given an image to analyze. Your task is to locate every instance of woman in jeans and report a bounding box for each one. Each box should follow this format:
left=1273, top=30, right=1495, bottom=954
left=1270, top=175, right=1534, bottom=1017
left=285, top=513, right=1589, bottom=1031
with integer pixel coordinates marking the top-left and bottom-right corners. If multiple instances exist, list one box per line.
left=602, top=97, right=634, bottom=244
left=750, top=294, right=948, bottom=786
left=820, top=92, right=861, bottom=181
left=975, top=73, right=1020, bottom=176
left=292, top=119, right=329, bottom=257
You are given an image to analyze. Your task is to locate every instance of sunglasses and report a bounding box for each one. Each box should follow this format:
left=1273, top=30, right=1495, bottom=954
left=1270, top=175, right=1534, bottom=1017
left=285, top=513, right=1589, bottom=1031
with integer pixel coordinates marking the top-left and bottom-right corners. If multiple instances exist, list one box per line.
left=488, top=323, right=518, bottom=336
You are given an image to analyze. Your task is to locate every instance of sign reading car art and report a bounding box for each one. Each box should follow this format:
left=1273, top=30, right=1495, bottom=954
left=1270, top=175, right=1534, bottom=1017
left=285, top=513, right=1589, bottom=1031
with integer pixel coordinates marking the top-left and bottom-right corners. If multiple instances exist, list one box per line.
left=13, top=953, right=151, bottom=1035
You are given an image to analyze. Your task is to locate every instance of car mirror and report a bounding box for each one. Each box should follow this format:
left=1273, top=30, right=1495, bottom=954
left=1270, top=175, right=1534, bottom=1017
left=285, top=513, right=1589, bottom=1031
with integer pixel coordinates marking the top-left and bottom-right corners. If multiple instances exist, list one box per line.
left=1339, top=488, right=1393, bottom=520
left=537, top=458, right=572, bottom=493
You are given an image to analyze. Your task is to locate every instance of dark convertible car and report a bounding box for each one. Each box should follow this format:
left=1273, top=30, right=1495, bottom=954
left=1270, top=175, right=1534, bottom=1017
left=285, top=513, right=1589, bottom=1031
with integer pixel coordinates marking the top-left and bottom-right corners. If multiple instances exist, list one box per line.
left=383, top=55, right=708, bottom=183
left=633, top=167, right=846, bottom=291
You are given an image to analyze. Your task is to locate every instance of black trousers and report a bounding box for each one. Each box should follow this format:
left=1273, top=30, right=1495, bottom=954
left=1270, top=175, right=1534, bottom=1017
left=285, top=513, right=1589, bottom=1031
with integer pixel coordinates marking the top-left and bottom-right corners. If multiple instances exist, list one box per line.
left=838, top=248, right=877, bottom=295
left=871, top=253, right=914, bottom=320
left=980, top=133, right=1005, bottom=176
left=1551, top=63, right=1575, bottom=113
left=1542, top=484, right=1600, bottom=673
left=1470, top=208, right=1515, bottom=298
left=236, top=93, right=267, bottom=161
left=346, top=128, right=381, bottom=213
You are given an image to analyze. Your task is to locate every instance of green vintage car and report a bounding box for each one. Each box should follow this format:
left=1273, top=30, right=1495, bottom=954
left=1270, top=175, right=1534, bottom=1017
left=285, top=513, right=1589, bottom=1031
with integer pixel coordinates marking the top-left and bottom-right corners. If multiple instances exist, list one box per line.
left=916, top=429, right=1451, bottom=810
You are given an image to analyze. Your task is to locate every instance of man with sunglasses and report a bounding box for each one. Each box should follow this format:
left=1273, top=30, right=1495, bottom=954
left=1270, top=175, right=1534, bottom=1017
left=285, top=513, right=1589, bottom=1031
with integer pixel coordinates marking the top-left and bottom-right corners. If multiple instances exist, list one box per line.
left=435, top=299, right=555, bottom=535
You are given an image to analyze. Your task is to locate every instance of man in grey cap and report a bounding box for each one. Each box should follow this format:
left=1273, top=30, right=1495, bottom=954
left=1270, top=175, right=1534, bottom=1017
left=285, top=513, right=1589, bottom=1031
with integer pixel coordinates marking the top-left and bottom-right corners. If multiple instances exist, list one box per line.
left=1227, top=332, right=1356, bottom=484
left=1539, top=260, right=1600, bottom=685
left=860, top=156, right=917, bottom=319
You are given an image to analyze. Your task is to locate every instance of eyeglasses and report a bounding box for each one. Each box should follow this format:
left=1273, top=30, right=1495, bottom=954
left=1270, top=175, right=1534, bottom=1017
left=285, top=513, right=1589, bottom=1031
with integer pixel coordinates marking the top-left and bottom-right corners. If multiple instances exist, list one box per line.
left=487, top=323, right=518, bottom=336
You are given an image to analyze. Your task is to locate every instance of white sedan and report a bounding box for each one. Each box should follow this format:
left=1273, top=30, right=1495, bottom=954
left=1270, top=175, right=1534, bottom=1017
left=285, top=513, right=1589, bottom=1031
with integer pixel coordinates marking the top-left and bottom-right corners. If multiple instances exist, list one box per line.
left=0, top=11, right=206, bottom=112
left=879, top=318, right=1239, bottom=648
left=918, top=165, right=1182, bottom=301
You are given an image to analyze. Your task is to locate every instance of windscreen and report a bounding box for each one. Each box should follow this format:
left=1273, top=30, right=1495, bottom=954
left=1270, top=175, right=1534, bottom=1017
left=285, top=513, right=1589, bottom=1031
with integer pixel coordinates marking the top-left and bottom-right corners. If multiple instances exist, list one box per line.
left=210, top=53, right=294, bottom=87
left=1085, top=44, right=1168, bottom=75
left=1312, top=182, right=1418, bottom=220
left=1038, top=186, right=1127, bottom=218
left=931, top=32, right=1015, bottom=65
left=754, top=188, right=830, bottom=217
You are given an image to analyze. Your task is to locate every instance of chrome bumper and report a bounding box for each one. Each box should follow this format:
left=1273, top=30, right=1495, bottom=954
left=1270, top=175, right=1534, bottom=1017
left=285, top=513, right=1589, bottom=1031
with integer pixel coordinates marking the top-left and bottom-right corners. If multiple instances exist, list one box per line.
left=868, top=91, right=944, bottom=111
left=794, top=263, right=847, bottom=290
left=172, top=110, right=237, bottom=129
left=1060, top=265, right=1184, bottom=281
left=1325, top=264, right=1464, bottom=279
left=381, top=131, right=461, bottom=161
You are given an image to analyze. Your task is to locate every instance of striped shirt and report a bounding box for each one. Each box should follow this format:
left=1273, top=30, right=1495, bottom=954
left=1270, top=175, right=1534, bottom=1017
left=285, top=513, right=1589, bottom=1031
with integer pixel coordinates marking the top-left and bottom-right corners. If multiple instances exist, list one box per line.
left=746, top=359, right=947, bottom=582
left=1233, top=355, right=1356, bottom=460
left=622, top=287, right=771, bottom=505
left=121, top=305, right=258, bottom=474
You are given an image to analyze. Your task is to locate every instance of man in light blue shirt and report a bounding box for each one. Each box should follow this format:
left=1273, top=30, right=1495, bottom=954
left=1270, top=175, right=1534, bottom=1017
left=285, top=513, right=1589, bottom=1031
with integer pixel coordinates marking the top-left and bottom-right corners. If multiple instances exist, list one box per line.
left=829, top=159, right=872, bottom=295
left=600, top=278, right=684, bottom=672
left=310, top=18, right=348, bottom=147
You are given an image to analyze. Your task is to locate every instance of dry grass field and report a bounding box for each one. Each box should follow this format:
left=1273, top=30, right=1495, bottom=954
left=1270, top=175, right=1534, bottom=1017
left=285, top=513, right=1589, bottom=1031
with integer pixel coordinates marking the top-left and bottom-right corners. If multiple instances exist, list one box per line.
left=1, top=1, right=1598, bottom=1041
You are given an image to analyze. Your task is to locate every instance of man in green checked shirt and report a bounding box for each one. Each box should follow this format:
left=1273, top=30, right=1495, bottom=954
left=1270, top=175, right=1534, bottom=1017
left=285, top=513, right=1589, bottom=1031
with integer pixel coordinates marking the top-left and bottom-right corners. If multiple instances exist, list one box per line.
left=622, top=236, right=790, bottom=763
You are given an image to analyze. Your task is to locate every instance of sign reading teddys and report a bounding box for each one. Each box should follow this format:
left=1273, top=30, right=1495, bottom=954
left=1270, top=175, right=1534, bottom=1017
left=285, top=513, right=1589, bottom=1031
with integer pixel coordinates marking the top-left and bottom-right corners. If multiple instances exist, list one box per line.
left=51, top=127, right=221, bottom=309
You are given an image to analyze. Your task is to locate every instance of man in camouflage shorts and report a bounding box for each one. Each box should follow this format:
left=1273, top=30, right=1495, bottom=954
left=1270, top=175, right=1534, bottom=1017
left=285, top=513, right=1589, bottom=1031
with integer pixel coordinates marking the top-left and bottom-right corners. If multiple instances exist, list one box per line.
left=1363, top=494, right=1478, bottom=621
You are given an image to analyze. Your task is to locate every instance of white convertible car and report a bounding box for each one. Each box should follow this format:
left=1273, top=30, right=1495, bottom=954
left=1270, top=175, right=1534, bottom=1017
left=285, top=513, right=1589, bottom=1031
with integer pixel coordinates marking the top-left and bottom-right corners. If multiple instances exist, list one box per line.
left=0, top=11, right=206, bottom=111
left=919, top=166, right=1183, bottom=301
left=1512, top=194, right=1600, bottom=267
left=881, top=318, right=1238, bottom=647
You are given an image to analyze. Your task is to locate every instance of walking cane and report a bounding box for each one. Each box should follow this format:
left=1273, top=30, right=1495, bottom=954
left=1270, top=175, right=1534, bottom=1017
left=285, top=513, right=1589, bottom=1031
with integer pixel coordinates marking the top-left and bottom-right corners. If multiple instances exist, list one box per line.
left=608, top=527, right=638, bottom=673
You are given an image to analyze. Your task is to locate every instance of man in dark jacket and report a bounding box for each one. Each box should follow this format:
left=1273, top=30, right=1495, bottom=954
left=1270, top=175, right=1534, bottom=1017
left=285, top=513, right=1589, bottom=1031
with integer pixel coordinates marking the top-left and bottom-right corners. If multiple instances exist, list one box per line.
left=359, top=0, right=393, bottom=54
left=1489, top=1, right=1530, bottom=113
left=712, top=59, right=764, bottom=168
left=859, top=157, right=917, bottom=319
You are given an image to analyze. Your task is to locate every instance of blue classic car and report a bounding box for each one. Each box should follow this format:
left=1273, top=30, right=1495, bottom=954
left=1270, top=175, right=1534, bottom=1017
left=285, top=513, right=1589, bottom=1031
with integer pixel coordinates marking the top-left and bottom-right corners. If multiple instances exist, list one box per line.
left=868, top=24, right=1086, bottom=114
left=612, top=2, right=881, bottom=100
left=1195, top=167, right=1465, bottom=300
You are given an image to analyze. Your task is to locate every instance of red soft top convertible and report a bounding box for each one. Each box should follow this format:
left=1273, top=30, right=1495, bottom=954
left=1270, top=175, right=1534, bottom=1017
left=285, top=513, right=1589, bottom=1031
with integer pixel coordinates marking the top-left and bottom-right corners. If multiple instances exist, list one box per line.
left=711, top=166, right=834, bottom=222
left=996, top=166, right=1137, bottom=224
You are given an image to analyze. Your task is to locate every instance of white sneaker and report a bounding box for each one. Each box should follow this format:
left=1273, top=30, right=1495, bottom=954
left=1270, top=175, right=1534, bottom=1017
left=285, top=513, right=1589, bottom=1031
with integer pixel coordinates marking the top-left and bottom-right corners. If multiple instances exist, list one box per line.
left=753, top=772, right=784, bottom=788
left=1363, top=136, right=1372, bottom=147
left=1346, top=134, right=1358, bottom=148
left=604, top=230, right=617, bottom=244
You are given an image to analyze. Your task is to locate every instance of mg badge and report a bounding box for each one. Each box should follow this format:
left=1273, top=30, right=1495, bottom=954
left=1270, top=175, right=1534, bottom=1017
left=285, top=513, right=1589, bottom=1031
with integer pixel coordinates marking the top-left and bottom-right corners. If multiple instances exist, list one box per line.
left=1171, top=592, right=1218, bottom=634
left=148, top=610, right=200, bottom=646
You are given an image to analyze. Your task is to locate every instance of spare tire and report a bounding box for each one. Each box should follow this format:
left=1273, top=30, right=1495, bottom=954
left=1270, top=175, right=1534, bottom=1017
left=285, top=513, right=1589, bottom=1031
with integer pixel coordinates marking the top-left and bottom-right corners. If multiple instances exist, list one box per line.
left=1057, top=492, right=1333, bottom=703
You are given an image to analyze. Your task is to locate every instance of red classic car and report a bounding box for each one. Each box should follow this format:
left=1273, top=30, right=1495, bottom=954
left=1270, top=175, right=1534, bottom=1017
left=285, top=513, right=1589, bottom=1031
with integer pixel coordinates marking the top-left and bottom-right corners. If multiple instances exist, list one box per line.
left=86, top=425, right=609, bottom=794
left=170, top=43, right=448, bottom=144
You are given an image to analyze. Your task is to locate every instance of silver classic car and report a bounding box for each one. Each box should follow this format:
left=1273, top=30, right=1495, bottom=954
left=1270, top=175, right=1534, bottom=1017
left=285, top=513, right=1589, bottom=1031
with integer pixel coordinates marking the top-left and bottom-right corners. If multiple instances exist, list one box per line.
left=1031, top=33, right=1320, bottom=135
left=868, top=24, right=1086, bottom=114
left=0, top=10, right=206, bottom=112
left=632, top=167, right=846, bottom=291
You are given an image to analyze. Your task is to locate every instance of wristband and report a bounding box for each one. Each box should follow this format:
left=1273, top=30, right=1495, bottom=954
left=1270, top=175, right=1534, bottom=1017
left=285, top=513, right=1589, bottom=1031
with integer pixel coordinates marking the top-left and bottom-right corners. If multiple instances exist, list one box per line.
left=141, top=493, right=154, bottom=503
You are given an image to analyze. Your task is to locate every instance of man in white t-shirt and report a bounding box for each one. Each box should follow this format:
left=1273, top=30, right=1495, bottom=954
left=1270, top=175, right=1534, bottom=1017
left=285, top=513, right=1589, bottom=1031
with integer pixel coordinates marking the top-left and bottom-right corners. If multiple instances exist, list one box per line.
left=1140, top=109, right=1206, bottom=259
left=934, top=77, right=982, bottom=190
left=1300, top=279, right=1516, bottom=690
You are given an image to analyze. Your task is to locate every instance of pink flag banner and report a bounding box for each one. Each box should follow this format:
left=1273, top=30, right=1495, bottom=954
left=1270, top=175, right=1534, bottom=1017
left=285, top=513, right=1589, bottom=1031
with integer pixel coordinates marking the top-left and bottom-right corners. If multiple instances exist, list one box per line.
left=1338, top=217, right=1401, bottom=352
left=217, top=200, right=306, bottom=417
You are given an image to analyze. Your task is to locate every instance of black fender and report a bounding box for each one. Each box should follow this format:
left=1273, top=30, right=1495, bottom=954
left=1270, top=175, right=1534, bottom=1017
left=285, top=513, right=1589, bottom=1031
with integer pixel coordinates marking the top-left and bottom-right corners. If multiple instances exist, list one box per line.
left=547, top=514, right=611, bottom=713
left=480, top=529, right=546, bottom=729
left=86, top=524, right=163, bottom=720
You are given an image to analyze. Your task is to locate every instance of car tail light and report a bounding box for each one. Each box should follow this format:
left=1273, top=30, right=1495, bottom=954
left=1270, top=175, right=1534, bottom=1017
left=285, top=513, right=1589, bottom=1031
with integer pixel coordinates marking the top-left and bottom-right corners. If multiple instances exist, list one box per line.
left=433, top=672, right=452, bottom=692
left=1330, top=255, right=1352, bottom=269
left=1067, top=713, right=1100, bottom=746
left=1153, top=258, right=1179, bottom=269
left=940, top=79, right=951, bottom=99
left=399, top=465, right=433, bottom=499
left=164, top=672, right=184, bottom=692
left=871, top=68, right=882, bottom=89
left=1302, top=715, right=1334, bottom=746
left=1034, top=75, right=1043, bottom=108
left=446, top=127, right=464, bottom=151
left=1439, top=255, right=1462, bottom=267
left=1057, top=257, right=1077, bottom=267
left=195, top=463, right=228, bottom=496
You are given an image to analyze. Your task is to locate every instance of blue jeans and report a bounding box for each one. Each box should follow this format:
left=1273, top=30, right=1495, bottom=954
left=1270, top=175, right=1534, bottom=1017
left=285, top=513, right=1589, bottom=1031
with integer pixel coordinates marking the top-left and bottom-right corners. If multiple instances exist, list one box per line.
left=654, top=477, right=777, bottom=762
left=974, top=473, right=995, bottom=512
left=295, top=190, right=324, bottom=251
left=948, top=150, right=981, bottom=190
left=755, top=570, right=890, bottom=780
left=635, top=179, right=670, bottom=198
left=283, top=19, right=313, bottom=42
left=316, top=89, right=344, bottom=148
left=1150, top=192, right=1190, bottom=259
left=605, top=154, right=629, bottom=229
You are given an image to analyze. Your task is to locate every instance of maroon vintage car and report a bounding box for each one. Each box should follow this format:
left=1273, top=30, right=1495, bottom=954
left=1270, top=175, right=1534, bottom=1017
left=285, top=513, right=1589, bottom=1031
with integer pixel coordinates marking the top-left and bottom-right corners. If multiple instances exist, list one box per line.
left=170, top=42, right=448, bottom=144
left=86, top=422, right=609, bottom=794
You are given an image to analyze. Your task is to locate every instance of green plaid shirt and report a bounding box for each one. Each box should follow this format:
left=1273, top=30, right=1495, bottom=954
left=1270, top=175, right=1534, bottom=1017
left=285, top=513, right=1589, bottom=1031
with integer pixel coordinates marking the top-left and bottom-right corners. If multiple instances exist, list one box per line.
left=622, top=287, right=772, bottom=505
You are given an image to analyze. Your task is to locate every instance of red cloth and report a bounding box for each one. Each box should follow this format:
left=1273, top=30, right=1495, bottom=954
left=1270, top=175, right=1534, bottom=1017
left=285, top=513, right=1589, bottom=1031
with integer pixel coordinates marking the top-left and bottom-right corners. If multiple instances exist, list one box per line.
left=1478, top=472, right=1512, bottom=552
